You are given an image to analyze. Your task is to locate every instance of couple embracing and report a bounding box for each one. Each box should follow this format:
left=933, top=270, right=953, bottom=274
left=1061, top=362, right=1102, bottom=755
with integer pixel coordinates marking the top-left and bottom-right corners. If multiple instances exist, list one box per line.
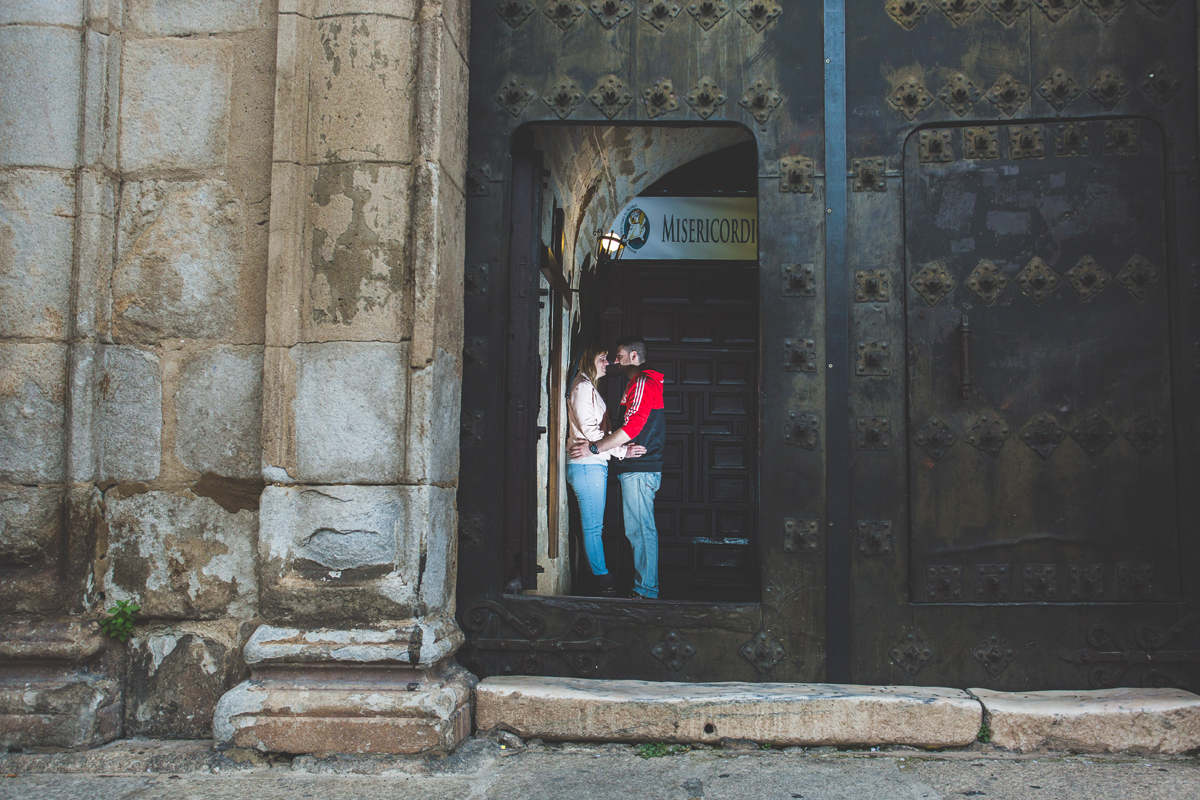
left=566, top=337, right=665, bottom=600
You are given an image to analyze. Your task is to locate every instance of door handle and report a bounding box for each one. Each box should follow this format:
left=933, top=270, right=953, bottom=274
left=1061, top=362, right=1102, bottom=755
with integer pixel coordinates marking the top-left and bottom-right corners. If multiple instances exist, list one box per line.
left=958, top=315, right=971, bottom=401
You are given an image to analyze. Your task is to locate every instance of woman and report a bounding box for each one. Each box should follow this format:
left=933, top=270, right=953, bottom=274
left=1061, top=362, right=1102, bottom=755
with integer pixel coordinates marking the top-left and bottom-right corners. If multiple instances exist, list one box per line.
left=566, top=344, right=645, bottom=597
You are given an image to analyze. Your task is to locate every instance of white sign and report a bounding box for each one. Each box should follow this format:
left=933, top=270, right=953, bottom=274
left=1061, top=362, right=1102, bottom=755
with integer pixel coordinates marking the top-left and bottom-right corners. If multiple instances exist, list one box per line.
left=609, top=197, right=758, bottom=260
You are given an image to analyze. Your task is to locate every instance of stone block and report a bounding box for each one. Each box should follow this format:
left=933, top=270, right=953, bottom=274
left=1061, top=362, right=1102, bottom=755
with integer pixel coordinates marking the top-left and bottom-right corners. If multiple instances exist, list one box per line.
left=127, top=0, right=267, bottom=35
left=475, top=678, right=984, bottom=748
left=113, top=180, right=244, bottom=340
left=103, top=488, right=257, bottom=619
left=303, top=163, right=413, bottom=343
left=310, top=1, right=418, bottom=17
left=0, top=169, right=75, bottom=339
left=0, top=343, right=66, bottom=483
left=0, top=25, right=81, bottom=169
left=175, top=346, right=263, bottom=479
left=0, top=484, right=64, bottom=568
left=0, top=2, right=84, bottom=25
left=403, top=348, right=461, bottom=485
left=72, top=170, right=117, bottom=339
left=98, top=345, right=161, bottom=481
left=120, top=38, right=232, bottom=173
left=972, top=687, right=1200, bottom=755
left=125, top=622, right=248, bottom=739
left=213, top=661, right=474, bottom=755
left=291, top=342, right=408, bottom=483
left=81, top=28, right=120, bottom=170
left=259, top=484, right=429, bottom=623
left=242, top=618, right=463, bottom=669
left=308, top=15, right=416, bottom=164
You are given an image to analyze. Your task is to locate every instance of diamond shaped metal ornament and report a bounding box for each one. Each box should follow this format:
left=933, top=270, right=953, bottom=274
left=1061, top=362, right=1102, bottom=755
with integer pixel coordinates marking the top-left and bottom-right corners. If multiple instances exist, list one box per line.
left=855, top=269, right=890, bottom=302
left=966, top=259, right=1009, bottom=305
left=640, top=0, right=682, bottom=30
left=740, top=630, right=785, bottom=675
left=589, top=75, right=633, bottom=118
left=1054, top=122, right=1089, bottom=156
left=1138, top=0, right=1175, bottom=15
left=737, top=0, right=781, bottom=31
left=1033, top=0, right=1079, bottom=20
left=963, top=126, right=1000, bottom=159
left=985, top=0, right=1031, bottom=24
left=1116, top=254, right=1162, bottom=301
left=495, top=0, right=537, bottom=28
left=685, top=76, right=726, bottom=119
left=779, top=156, right=814, bottom=193
left=851, top=158, right=887, bottom=192
left=987, top=74, right=1030, bottom=117
left=966, top=413, right=1010, bottom=457
left=783, top=410, right=820, bottom=449
left=1008, top=125, right=1045, bottom=159
left=918, top=130, right=953, bottom=163
left=937, top=0, right=982, bottom=24
left=1037, top=68, right=1082, bottom=113
left=543, top=78, right=583, bottom=119
left=1122, top=412, right=1167, bottom=454
left=590, top=0, right=634, bottom=27
left=544, top=0, right=587, bottom=29
left=914, top=416, right=957, bottom=461
left=938, top=74, right=983, bottom=117
left=1070, top=410, right=1118, bottom=457
left=1064, top=256, right=1110, bottom=302
left=493, top=78, right=537, bottom=116
left=650, top=628, right=696, bottom=672
left=1141, top=66, right=1181, bottom=107
left=1021, top=413, right=1067, bottom=459
left=888, top=78, right=934, bottom=121
left=1082, top=0, right=1129, bottom=21
left=1088, top=68, right=1130, bottom=111
left=1016, top=257, right=1060, bottom=304
left=687, top=0, right=730, bottom=28
left=890, top=631, right=933, bottom=678
left=972, top=635, right=1016, bottom=678
left=886, top=0, right=933, bottom=27
left=1104, top=119, right=1139, bottom=154
left=739, top=78, right=782, bottom=123
left=642, top=78, right=678, bottom=118
left=911, top=261, right=956, bottom=306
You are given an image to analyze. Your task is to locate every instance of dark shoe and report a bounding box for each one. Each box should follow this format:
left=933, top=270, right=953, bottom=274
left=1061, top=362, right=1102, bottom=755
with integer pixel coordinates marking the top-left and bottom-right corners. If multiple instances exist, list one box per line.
left=627, top=590, right=651, bottom=600
left=596, top=574, right=617, bottom=598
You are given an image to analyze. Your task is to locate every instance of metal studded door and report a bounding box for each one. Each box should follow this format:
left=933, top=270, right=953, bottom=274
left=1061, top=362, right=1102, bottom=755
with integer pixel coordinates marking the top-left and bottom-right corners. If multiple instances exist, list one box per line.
left=843, top=1, right=1200, bottom=688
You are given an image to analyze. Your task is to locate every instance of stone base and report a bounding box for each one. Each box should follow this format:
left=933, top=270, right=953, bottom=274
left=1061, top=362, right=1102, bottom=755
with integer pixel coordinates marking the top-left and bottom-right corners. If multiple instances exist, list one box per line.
left=972, top=687, right=1200, bottom=755
left=0, top=621, right=123, bottom=749
left=475, top=677, right=982, bottom=748
left=214, top=661, right=475, bottom=755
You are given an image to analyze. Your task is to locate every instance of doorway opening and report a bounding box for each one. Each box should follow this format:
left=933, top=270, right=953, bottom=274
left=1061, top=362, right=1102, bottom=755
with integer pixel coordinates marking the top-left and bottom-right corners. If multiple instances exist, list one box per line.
left=509, top=125, right=761, bottom=604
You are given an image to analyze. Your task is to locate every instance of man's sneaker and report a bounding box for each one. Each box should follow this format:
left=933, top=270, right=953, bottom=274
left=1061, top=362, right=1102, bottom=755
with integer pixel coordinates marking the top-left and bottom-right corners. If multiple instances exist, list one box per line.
left=596, top=574, right=617, bottom=598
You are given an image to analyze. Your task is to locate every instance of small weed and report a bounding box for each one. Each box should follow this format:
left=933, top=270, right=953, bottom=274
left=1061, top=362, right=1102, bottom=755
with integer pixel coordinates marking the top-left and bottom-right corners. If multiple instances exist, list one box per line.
left=976, top=720, right=992, bottom=744
left=99, top=599, right=140, bottom=642
left=637, top=742, right=689, bottom=759
left=759, top=743, right=776, bottom=750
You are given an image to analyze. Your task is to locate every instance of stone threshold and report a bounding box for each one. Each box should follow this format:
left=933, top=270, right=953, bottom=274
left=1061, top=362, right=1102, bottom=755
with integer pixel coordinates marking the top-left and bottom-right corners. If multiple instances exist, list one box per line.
left=476, top=677, right=1200, bottom=756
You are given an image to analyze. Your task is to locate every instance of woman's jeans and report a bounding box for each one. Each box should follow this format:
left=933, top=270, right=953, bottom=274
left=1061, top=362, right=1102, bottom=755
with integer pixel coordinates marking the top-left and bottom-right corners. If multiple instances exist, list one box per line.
left=567, top=462, right=608, bottom=577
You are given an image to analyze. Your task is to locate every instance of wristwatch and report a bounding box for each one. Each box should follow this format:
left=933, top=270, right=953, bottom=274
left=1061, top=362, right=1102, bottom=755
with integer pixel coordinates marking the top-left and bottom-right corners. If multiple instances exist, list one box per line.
left=589, top=443, right=599, bottom=455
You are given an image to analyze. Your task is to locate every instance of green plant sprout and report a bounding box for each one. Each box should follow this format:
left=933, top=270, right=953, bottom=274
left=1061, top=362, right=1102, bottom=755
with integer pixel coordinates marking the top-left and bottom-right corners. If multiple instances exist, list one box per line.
left=99, top=599, right=140, bottom=642
left=977, top=720, right=992, bottom=744
left=637, top=742, right=689, bottom=759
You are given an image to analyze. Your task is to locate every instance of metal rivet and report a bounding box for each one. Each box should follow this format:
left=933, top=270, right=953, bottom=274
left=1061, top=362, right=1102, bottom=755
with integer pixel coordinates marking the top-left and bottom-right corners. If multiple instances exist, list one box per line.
left=828, top=363, right=833, bottom=368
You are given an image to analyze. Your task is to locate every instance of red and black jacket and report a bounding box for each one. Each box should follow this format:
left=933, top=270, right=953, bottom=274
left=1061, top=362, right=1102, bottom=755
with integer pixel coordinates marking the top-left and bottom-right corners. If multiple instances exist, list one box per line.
left=613, top=369, right=666, bottom=474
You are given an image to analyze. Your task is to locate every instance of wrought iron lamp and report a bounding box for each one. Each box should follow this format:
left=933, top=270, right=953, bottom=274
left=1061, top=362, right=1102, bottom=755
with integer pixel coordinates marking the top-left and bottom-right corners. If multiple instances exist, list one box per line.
left=595, top=229, right=627, bottom=263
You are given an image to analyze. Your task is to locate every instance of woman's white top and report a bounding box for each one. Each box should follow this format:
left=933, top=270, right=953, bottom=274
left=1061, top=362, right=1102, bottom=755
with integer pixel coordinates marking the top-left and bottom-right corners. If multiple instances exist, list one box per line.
left=567, top=375, right=626, bottom=465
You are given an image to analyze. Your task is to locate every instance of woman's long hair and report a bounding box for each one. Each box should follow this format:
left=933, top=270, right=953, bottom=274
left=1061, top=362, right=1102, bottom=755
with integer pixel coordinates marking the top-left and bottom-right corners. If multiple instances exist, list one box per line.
left=575, top=342, right=607, bottom=386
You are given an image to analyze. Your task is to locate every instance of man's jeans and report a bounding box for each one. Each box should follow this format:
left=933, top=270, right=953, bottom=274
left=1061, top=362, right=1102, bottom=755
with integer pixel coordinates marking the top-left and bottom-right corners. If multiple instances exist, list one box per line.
left=566, top=462, right=608, bottom=577
left=618, top=471, right=661, bottom=599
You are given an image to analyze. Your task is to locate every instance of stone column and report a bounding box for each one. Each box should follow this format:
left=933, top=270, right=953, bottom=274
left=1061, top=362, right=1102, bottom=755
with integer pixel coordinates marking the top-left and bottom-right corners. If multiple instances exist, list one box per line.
left=214, top=0, right=473, bottom=754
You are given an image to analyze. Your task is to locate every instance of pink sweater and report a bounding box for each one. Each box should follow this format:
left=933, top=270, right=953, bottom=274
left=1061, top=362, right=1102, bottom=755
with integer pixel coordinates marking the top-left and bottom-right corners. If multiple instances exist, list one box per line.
left=566, top=376, right=626, bottom=465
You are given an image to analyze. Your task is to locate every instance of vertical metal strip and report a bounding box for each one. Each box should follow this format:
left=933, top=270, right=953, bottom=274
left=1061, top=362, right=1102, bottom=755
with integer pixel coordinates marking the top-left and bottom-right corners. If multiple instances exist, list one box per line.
left=823, top=0, right=851, bottom=682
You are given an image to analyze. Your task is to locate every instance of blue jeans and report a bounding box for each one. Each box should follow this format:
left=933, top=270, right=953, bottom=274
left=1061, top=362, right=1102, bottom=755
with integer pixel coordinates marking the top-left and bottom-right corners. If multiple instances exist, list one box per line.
left=618, top=471, right=661, bottom=599
left=567, top=462, right=608, bottom=577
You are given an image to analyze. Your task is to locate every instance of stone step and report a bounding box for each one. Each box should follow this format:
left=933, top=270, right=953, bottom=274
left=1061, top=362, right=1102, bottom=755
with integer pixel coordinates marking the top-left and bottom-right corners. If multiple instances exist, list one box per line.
left=971, top=687, right=1200, bottom=755
left=475, top=677, right=982, bottom=748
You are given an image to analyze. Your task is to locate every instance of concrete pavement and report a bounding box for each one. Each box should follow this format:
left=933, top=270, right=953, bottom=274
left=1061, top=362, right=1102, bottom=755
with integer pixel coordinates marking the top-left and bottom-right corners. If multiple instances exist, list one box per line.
left=2, top=737, right=1198, bottom=800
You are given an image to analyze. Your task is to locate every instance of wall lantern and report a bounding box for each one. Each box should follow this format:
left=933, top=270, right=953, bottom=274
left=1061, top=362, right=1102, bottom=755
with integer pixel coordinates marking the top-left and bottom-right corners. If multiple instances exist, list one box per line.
left=595, top=229, right=627, bottom=262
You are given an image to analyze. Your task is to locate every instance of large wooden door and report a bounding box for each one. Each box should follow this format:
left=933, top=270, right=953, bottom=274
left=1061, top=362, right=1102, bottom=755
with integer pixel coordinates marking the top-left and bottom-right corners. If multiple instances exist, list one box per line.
left=599, top=264, right=759, bottom=602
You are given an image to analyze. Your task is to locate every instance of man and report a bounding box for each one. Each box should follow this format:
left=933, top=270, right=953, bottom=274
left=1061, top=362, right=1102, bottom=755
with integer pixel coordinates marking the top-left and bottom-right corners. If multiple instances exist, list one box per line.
left=568, top=337, right=665, bottom=599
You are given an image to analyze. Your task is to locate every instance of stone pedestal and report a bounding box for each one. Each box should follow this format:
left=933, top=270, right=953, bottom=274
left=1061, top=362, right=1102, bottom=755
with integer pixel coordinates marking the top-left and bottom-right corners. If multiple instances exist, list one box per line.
left=215, top=625, right=474, bottom=754
left=0, top=621, right=123, bottom=749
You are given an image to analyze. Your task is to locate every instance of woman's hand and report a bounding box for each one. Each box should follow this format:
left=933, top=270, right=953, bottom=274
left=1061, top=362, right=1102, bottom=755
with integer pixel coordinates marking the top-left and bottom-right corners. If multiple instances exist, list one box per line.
left=627, top=445, right=647, bottom=458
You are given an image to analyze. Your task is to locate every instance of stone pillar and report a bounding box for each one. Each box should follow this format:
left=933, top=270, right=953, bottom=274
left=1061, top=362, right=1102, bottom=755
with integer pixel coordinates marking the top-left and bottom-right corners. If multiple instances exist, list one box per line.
left=214, top=0, right=473, bottom=754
